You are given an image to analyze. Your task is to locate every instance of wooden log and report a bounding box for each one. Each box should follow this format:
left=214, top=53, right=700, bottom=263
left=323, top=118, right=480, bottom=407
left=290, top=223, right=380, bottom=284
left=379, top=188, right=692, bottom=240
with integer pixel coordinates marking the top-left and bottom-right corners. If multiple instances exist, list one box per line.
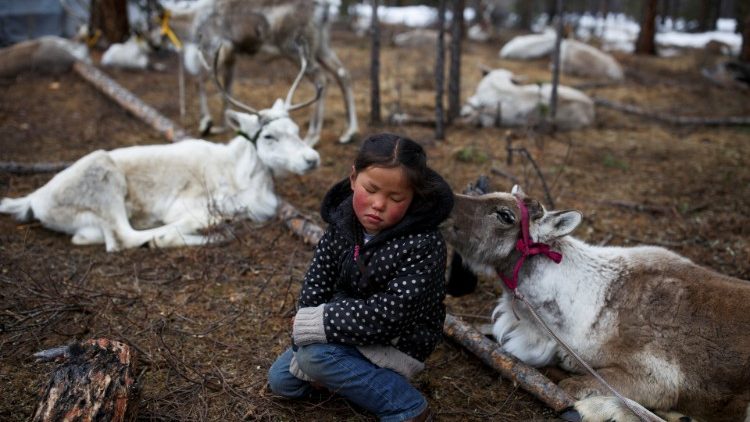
left=32, top=338, right=138, bottom=422
left=443, top=314, right=575, bottom=412
left=0, top=161, right=71, bottom=174
left=73, top=61, right=188, bottom=141
left=594, top=97, right=750, bottom=126
left=277, top=200, right=325, bottom=246
left=278, top=200, right=576, bottom=413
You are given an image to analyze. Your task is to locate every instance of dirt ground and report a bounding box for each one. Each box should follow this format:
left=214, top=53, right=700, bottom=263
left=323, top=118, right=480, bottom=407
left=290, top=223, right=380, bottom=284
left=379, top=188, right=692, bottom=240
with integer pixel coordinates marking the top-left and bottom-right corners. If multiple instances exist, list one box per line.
left=1, top=27, right=749, bottom=421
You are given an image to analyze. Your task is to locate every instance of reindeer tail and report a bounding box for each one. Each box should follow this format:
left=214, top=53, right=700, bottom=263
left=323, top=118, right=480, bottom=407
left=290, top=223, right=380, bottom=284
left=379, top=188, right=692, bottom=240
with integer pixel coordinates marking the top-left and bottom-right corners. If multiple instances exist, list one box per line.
left=0, top=196, right=34, bottom=222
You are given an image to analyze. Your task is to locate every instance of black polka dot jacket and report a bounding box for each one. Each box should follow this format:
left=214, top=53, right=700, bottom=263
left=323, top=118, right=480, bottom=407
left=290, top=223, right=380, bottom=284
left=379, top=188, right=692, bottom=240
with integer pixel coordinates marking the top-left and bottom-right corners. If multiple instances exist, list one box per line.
left=291, top=170, right=454, bottom=378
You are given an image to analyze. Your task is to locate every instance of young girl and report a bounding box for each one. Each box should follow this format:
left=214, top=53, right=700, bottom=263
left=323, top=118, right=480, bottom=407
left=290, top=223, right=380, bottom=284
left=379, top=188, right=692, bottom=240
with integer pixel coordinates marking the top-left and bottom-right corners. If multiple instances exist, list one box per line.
left=268, top=133, right=454, bottom=421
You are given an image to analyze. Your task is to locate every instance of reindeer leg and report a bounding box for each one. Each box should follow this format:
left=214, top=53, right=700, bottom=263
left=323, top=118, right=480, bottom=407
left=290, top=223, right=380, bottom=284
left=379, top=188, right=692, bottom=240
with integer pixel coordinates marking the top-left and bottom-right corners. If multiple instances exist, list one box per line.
left=302, top=64, right=327, bottom=147
left=317, top=49, right=358, bottom=143
left=210, top=53, right=235, bottom=134
left=198, top=70, right=213, bottom=136
left=560, top=365, right=679, bottom=420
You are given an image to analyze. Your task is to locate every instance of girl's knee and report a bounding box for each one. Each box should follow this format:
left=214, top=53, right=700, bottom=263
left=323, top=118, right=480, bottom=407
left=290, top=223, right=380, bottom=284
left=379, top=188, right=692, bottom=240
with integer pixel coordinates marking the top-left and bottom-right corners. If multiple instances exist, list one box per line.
left=295, top=343, right=351, bottom=377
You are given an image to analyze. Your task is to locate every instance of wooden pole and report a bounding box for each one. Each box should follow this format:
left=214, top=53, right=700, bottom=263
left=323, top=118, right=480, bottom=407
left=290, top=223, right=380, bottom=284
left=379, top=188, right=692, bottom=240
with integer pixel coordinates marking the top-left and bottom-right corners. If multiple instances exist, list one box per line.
left=73, top=61, right=188, bottom=142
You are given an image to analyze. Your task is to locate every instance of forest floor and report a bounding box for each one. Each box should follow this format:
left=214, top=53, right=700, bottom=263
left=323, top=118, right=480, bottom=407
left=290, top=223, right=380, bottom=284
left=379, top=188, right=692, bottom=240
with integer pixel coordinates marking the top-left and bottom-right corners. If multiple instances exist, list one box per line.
left=1, top=27, right=749, bottom=421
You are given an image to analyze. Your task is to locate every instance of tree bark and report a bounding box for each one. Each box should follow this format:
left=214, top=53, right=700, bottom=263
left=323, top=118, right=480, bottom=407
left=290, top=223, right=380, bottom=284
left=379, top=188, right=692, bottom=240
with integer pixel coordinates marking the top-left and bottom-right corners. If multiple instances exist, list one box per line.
left=89, top=0, right=130, bottom=46
left=741, top=5, right=750, bottom=62
left=635, top=0, right=658, bottom=55
left=32, top=339, right=138, bottom=422
left=435, top=0, right=447, bottom=141
left=447, top=0, right=464, bottom=124
left=370, top=0, right=382, bottom=125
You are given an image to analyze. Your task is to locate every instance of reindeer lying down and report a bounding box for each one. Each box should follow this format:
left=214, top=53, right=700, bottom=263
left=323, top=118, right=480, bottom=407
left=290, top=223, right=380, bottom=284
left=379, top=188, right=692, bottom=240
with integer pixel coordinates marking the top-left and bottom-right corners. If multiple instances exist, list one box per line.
left=0, top=103, right=319, bottom=252
left=445, top=187, right=750, bottom=422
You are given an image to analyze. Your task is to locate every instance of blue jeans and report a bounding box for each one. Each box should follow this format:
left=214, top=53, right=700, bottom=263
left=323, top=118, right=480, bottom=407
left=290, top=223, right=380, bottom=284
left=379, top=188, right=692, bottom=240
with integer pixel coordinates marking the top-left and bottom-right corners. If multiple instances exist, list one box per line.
left=268, top=344, right=427, bottom=422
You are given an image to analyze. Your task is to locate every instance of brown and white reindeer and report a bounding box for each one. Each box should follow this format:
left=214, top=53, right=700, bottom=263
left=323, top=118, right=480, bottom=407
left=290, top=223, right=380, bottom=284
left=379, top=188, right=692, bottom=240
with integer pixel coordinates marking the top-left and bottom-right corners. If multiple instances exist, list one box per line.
left=0, top=55, right=321, bottom=252
left=444, top=186, right=750, bottom=422
left=180, top=0, right=358, bottom=145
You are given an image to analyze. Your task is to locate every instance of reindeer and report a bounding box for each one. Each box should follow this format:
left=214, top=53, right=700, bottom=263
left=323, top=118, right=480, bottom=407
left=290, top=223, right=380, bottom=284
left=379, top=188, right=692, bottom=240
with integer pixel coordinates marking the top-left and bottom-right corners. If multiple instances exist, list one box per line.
left=0, top=57, right=321, bottom=252
left=180, top=0, right=358, bottom=146
left=460, top=68, right=595, bottom=129
left=444, top=186, right=750, bottom=422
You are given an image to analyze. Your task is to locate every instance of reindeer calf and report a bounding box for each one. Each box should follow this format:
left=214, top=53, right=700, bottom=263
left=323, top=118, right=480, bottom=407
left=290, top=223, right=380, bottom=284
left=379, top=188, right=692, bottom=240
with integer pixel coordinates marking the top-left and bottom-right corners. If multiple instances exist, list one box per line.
left=445, top=187, right=750, bottom=422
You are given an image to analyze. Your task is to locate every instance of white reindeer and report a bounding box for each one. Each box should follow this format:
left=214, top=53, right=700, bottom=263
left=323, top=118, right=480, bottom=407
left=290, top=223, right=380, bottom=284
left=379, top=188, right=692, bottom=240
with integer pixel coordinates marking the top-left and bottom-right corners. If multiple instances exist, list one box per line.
left=560, top=39, right=624, bottom=81
left=0, top=60, right=321, bottom=252
left=445, top=187, right=750, bottom=422
left=181, top=0, right=358, bottom=145
left=460, top=68, right=594, bottom=129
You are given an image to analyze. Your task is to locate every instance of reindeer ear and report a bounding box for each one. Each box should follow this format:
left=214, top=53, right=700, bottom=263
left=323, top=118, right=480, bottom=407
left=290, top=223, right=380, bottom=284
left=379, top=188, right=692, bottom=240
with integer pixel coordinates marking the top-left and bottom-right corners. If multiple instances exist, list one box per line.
left=536, top=210, right=582, bottom=240
left=511, top=185, right=526, bottom=197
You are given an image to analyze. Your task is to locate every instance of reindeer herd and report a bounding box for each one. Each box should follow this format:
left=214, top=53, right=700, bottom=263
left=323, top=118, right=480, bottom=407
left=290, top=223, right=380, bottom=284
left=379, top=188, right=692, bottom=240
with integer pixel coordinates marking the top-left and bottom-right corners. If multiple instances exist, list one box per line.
left=2, top=1, right=749, bottom=421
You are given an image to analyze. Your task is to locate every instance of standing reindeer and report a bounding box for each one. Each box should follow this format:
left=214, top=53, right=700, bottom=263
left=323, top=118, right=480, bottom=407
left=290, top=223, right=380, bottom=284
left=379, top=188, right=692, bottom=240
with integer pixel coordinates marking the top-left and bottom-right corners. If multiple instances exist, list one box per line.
left=182, top=0, right=358, bottom=146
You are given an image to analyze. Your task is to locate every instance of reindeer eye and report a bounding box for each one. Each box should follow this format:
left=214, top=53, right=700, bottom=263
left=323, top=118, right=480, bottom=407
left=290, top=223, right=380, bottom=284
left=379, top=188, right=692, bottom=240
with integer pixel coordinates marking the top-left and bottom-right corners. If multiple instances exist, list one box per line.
left=495, top=208, right=515, bottom=225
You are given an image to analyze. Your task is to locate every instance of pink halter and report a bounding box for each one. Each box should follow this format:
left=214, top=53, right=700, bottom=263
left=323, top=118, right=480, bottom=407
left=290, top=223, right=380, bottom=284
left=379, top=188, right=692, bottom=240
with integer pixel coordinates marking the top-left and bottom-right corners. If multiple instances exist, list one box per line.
left=499, top=196, right=563, bottom=291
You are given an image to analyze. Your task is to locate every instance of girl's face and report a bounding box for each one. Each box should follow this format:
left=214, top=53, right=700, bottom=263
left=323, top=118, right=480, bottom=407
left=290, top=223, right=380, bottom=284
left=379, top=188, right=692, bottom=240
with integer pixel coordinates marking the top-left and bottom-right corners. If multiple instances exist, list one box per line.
left=350, top=165, right=414, bottom=235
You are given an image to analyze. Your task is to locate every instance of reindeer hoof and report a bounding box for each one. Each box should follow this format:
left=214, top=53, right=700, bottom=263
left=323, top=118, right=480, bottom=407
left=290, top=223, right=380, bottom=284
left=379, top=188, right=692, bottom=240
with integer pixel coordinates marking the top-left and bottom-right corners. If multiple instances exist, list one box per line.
left=199, top=117, right=213, bottom=136
left=338, top=131, right=358, bottom=144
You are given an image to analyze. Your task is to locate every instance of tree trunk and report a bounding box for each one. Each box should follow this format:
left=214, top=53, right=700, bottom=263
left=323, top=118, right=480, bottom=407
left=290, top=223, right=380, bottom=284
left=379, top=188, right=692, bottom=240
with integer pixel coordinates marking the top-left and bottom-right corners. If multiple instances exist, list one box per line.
left=32, top=339, right=138, bottom=422
left=517, top=0, right=533, bottom=30
left=370, top=0, right=382, bottom=125
left=549, top=0, right=564, bottom=131
left=435, top=0, right=447, bottom=140
left=740, top=4, right=750, bottom=62
left=89, top=0, right=130, bottom=46
left=635, top=0, right=658, bottom=55
left=447, top=0, right=464, bottom=124
left=697, top=0, right=720, bottom=32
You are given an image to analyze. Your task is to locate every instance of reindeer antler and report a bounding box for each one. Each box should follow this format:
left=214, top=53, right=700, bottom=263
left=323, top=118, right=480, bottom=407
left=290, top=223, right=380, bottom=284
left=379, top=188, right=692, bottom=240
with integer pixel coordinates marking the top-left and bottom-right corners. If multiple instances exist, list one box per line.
left=284, top=40, right=323, bottom=112
left=210, top=46, right=259, bottom=115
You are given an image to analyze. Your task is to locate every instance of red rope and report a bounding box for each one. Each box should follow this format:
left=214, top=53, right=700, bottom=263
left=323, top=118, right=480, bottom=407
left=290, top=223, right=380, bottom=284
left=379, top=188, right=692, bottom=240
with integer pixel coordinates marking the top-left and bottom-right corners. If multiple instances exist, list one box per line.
left=500, top=196, right=562, bottom=291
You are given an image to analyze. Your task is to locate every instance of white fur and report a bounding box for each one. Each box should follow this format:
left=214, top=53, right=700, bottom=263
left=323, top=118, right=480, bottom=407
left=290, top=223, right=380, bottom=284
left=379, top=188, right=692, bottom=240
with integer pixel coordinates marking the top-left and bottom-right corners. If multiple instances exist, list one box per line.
left=0, top=104, right=319, bottom=252
left=449, top=190, right=750, bottom=421
left=499, top=30, right=556, bottom=59
left=101, top=36, right=151, bottom=69
left=561, top=39, right=624, bottom=81
left=460, top=68, right=595, bottom=129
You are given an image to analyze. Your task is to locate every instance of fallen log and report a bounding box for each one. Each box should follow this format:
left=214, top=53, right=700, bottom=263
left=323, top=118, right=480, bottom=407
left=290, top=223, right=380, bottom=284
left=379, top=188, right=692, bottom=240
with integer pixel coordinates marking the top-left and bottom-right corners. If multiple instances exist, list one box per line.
left=278, top=200, right=576, bottom=413
left=443, top=314, right=575, bottom=412
left=72, top=61, right=188, bottom=141
left=0, top=161, right=71, bottom=174
left=32, top=338, right=138, bottom=422
left=594, top=97, right=750, bottom=126
left=277, top=200, right=325, bottom=246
